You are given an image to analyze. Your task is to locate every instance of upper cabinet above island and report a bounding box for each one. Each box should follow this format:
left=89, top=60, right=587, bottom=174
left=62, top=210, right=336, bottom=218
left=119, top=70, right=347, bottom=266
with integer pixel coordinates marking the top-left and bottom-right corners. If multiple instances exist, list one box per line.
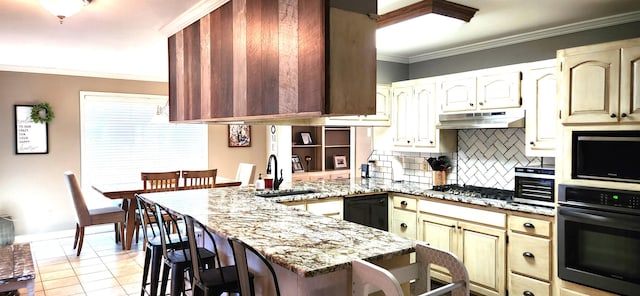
left=168, top=0, right=377, bottom=123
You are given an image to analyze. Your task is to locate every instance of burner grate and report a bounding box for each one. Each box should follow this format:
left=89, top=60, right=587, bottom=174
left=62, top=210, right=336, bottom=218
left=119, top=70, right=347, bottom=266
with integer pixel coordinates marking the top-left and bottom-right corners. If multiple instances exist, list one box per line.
left=432, top=184, right=513, bottom=201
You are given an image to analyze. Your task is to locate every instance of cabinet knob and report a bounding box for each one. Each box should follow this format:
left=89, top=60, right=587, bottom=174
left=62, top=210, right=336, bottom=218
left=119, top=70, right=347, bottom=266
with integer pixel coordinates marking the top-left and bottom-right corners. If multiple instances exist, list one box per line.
left=523, top=291, right=535, bottom=296
left=523, top=222, right=535, bottom=228
left=478, top=102, right=484, bottom=106
left=523, top=252, right=535, bottom=258
left=407, top=140, right=410, bottom=144
left=429, top=141, right=434, bottom=144
left=400, top=201, right=408, bottom=206
left=469, top=103, right=474, bottom=107
left=400, top=223, right=408, bottom=229
left=610, top=113, right=617, bottom=118
left=621, top=113, right=628, bottom=118
left=529, top=141, right=535, bottom=145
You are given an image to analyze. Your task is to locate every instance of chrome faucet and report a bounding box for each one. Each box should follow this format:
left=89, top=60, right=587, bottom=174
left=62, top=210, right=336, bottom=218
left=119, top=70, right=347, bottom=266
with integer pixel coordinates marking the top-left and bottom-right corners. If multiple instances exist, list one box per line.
left=266, top=154, right=284, bottom=190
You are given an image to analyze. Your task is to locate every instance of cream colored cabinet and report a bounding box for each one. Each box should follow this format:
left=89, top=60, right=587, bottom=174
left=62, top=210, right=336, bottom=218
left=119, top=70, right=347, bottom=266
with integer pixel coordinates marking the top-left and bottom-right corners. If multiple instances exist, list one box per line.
left=325, top=84, right=391, bottom=126
left=524, top=61, right=557, bottom=157
left=284, top=198, right=343, bottom=219
left=391, top=79, right=456, bottom=152
left=508, top=215, right=553, bottom=296
left=419, top=200, right=506, bottom=296
left=439, top=69, right=521, bottom=113
left=390, top=195, right=417, bottom=240
left=558, top=38, right=640, bottom=124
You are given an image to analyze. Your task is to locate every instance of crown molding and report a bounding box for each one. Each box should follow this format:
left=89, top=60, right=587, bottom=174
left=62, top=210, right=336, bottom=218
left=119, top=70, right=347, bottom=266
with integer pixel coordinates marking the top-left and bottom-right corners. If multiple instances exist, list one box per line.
left=0, top=64, right=168, bottom=82
left=376, top=54, right=410, bottom=64
left=159, top=0, right=229, bottom=37
left=376, top=10, right=640, bottom=64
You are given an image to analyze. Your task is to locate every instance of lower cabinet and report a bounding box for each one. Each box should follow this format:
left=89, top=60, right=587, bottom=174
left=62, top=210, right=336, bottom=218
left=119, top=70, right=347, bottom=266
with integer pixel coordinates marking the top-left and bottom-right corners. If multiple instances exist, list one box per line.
left=419, top=200, right=507, bottom=296
left=390, top=195, right=417, bottom=240
left=508, top=214, right=553, bottom=296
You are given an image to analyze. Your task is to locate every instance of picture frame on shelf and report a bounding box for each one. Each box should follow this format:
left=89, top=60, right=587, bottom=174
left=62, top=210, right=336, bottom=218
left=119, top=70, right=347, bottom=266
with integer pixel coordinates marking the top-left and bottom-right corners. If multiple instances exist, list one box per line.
left=333, top=155, right=347, bottom=169
left=292, top=155, right=305, bottom=172
left=300, top=132, right=312, bottom=145
left=228, top=124, right=251, bottom=147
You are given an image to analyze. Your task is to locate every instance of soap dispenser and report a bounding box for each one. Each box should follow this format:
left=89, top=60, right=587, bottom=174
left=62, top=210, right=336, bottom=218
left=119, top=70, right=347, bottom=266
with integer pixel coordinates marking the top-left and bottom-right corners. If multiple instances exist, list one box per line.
left=256, top=173, right=265, bottom=191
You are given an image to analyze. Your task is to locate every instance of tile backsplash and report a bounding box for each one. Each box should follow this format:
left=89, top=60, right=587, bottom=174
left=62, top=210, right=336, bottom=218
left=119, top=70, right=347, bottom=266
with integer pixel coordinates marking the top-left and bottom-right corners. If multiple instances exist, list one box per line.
left=369, top=128, right=544, bottom=190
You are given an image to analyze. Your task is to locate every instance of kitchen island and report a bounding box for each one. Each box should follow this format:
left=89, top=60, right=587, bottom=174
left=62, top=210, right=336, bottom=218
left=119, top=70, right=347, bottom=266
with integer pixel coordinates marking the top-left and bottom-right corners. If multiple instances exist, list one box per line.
left=139, top=181, right=414, bottom=295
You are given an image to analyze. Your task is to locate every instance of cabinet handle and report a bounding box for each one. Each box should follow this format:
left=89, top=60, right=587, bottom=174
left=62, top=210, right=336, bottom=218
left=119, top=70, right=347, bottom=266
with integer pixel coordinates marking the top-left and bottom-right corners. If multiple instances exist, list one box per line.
left=523, top=252, right=535, bottom=258
left=610, top=113, right=617, bottom=118
left=523, top=291, right=535, bottom=296
left=401, top=223, right=408, bottom=229
left=621, top=113, right=628, bottom=118
left=523, top=222, right=535, bottom=229
left=378, top=199, right=386, bottom=204
left=400, top=201, right=408, bottom=206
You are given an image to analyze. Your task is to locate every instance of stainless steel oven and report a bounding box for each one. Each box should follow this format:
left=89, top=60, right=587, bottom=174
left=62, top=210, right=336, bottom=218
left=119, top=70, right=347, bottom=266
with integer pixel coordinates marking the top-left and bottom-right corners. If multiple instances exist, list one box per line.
left=558, top=184, right=640, bottom=295
left=513, top=166, right=555, bottom=207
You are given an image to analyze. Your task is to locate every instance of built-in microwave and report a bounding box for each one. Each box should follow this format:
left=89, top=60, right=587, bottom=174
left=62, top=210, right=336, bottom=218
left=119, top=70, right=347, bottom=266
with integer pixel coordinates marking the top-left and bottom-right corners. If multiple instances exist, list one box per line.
left=572, top=131, right=640, bottom=183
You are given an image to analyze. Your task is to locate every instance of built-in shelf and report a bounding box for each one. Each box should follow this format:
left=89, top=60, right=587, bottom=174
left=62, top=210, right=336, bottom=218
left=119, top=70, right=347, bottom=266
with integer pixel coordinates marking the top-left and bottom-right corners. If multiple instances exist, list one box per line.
left=291, top=126, right=351, bottom=175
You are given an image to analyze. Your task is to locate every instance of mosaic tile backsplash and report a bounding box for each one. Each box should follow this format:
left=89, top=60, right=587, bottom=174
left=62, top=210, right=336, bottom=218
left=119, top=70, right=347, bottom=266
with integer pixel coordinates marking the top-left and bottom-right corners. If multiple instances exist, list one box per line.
left=369, top=128, right=544, bottom=190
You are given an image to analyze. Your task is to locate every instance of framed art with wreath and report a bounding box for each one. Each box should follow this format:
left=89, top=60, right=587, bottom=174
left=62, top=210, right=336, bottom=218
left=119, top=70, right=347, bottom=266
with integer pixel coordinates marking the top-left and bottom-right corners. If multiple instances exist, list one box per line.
left=15, top=105, right=49, bottom=154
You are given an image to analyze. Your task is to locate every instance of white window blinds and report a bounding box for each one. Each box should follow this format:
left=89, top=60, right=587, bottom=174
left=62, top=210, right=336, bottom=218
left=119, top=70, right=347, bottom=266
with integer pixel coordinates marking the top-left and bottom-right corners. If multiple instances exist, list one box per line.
left=80, top=92, right=207, bottom=192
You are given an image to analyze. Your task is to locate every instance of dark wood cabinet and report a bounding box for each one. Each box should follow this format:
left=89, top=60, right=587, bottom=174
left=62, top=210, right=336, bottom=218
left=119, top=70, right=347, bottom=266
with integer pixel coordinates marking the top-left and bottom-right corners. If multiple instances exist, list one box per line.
left=168, top=0, right=377, bottom=122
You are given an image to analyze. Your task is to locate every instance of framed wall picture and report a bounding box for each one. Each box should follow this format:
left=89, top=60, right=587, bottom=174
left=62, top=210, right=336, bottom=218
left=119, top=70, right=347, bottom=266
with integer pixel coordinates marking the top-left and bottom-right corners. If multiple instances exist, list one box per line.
left=333, top=155, right=347, bottom=169
left=300, top=132, right=313, bottom=145
left=292, top=154, right=305, bottom=172
left=15, top=105, right=48, bottom=154
left=228, top=124, right=251, bottom=147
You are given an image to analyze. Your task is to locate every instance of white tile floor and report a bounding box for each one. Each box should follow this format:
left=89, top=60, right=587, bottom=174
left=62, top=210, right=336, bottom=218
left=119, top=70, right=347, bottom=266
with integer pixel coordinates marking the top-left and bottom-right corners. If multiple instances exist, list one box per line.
left=13, top=228, right=147, bottom=296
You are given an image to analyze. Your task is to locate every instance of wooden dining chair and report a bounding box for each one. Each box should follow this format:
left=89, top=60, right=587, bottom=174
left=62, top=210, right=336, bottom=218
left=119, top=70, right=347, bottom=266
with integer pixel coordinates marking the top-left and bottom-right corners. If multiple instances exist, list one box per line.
left=141, top=171, right=181, bottom=192
left=182, top=169, right=217, bottom=190
left=64, top=171, right=125, bottom=256
left=235, top=163, right=256, bottom=187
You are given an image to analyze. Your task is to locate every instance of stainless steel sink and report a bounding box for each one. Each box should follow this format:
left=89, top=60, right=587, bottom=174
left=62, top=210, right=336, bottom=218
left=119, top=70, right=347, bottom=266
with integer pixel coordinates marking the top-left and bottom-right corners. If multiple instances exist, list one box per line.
left=255, top=189, right=317, bottom=198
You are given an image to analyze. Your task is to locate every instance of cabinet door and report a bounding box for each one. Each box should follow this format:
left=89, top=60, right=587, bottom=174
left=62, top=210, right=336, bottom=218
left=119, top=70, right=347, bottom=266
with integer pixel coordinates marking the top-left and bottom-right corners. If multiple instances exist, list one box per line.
left=439, top=77, right=477, bottom=112
left=560, top=49, right=620, bottom=124
left=392, top=86, right=415, bottom=146
left=419, top=214, right=458, bottom=275
left=307, top=199, right=343, bottom=219
left=620, top=45, right=640, bottom=123
left=413, top=82, right=437, bottom=148
left=361, top=84, right=391, bottom=122
left=477, top=71, right=522, bottom=110
left=460, top=221, right=506, bottom=296
left=524, top=66, right=557, bottom=156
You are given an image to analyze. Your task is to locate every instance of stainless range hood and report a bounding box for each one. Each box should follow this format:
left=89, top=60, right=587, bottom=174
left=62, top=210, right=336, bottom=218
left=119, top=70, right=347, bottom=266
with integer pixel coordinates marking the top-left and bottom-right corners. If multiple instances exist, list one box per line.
left=436, top=109, right=525, bottom=129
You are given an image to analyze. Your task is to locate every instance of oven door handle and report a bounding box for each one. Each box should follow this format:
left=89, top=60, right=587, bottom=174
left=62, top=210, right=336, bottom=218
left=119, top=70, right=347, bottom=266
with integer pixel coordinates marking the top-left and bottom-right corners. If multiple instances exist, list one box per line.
left=559, top=207, right=611, bottom=222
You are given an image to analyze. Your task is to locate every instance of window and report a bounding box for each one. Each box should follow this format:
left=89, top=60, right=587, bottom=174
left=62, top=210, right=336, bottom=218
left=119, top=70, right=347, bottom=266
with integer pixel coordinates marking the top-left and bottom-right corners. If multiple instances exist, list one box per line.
left=80, top=91, right=207, bottom=196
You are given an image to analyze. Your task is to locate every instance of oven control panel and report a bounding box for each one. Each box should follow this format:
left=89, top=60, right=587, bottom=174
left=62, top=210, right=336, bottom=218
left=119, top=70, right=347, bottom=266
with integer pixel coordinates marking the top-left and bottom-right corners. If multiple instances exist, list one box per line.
left=559, top=184, right=640, bottom=210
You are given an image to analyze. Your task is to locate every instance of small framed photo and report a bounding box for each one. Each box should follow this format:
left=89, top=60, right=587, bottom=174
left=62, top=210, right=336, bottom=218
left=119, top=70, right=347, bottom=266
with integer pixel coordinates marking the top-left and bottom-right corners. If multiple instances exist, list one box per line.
left=333, top=155, right=348, bottom=169
left=228, top=124, right=251, bottom=147
left=292, top=154, right=305, bottom=172
left=300, top=132, right=312, bottom=145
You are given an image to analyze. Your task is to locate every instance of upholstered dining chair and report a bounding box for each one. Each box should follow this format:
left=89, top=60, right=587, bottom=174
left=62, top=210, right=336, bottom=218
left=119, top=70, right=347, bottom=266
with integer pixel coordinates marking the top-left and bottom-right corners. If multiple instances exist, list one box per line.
left=235, top=163, right=256, bottom=187
left=64, top=171, right=125, bottom=256
left=181, top=169, right=217, bottom=190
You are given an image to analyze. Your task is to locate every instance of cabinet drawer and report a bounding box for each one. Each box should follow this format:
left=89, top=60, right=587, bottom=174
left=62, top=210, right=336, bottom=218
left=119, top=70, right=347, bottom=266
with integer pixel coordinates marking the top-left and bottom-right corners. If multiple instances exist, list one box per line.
left=510, top=273, right=551, bottom=296
left=509, top=215, right=551, bottom=238
left=509, top=233, right=551, bottom=281
left=393, top=196, right=417, bottom=211
left=392, top=209, right=417, bottom=239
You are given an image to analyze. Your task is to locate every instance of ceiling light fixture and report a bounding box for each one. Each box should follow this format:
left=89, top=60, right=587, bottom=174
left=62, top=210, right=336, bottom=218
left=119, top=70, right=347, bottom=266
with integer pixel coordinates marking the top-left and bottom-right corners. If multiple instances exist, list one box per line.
left=40, top=0, right=92, bottom=24
left=377, top=0, right=478, bottom=29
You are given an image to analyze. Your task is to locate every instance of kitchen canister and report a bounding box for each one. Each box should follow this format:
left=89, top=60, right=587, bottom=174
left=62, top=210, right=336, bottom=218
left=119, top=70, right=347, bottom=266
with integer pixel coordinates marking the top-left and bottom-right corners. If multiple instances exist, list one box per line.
left=0, top=215, right=15, bottom=246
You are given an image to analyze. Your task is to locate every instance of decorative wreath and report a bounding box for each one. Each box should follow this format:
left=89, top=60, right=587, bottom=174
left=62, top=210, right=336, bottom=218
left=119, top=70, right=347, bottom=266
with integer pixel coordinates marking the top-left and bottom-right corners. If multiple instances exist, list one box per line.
left=30, top=102, right=55, bottom=124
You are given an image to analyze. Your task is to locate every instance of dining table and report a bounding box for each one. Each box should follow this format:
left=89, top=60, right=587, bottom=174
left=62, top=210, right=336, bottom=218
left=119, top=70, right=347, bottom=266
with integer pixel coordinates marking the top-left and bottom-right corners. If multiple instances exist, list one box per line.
left=92, top=176, right=242, bottom=250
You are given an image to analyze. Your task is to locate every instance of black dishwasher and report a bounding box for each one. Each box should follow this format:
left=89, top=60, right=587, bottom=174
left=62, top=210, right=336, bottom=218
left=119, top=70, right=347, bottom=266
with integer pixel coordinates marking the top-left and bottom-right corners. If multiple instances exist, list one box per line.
left=343, top=193, right=388, bottom=231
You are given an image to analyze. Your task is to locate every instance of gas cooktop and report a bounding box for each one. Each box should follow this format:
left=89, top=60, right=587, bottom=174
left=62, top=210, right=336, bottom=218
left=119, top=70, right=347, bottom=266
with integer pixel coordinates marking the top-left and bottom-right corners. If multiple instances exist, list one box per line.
left=432, top=184, right=514, bottom=201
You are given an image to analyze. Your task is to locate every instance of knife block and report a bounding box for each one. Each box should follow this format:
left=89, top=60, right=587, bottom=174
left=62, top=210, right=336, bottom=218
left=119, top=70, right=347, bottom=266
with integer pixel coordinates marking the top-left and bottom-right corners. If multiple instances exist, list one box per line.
left=433, top=171, right=447, bottom=186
